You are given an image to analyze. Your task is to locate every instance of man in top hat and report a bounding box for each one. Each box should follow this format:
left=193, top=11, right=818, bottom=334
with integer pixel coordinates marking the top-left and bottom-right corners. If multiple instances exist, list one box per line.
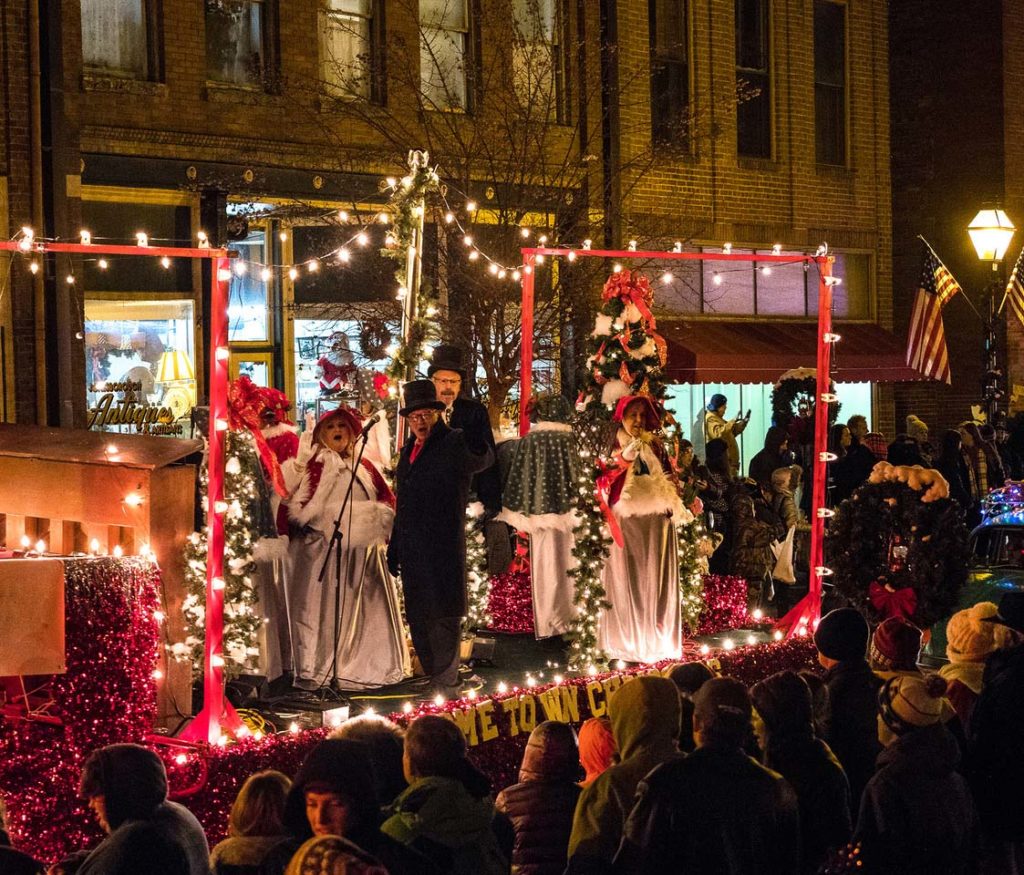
left=387, top=379, right=494, bottom=696
left=966, top=592, right=1024, bottom=855
left=428, top=344, right=502, bottom=518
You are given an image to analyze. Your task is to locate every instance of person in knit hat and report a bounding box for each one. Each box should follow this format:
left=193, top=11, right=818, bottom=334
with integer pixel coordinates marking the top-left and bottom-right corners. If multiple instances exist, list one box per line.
left=855, top=675, right=978, bottom=874
left=939, top=601, right=1014, bottom=727
left=577, top=717, right=617, bottom=787
left=666, top=661, right=717, bottom=752
left=906, top=414, right=929, bottom=446
left=869, top=617, right=923, bottom=679
left=814, top=608, right=882, bottom=809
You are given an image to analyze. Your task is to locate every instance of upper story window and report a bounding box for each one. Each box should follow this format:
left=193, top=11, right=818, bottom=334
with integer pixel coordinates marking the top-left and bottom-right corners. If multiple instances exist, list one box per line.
left=735, top=0, right=771, bottom=159
left=321, top=0, right=384, bottom=102
left=420, top=0, right=470, bottom=110
left=206, top=0, right=267, bottom=87
left=80, top=0, right=150, bottom=78
left=815, top=0, right=847, bottom=166
left=511, top=0, right=567, bottom=121
left=649, top=0, right=690, bottom=148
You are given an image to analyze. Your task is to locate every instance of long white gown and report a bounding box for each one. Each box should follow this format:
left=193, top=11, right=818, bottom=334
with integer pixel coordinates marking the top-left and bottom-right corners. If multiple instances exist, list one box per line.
left=283, top=449, right=409, bottom=689
left=598, top=431, right=687, bottom=664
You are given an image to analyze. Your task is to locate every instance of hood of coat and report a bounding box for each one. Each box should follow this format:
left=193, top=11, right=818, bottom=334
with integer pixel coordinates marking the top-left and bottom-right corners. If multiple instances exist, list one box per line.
left=83, top=744, right=168, bottom=830
left=608, top=676, right=680, bottom=762
left=518, top=721, right=581, bottom=783
left=876, top=722, right=960, bottom=777
left=763, top=426, right=788, bottom=455
left=388, top=776, right=495, bottom=849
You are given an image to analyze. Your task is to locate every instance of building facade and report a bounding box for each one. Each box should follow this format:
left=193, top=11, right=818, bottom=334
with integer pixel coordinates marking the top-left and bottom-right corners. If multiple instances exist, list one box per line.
left=1, top=0, right=908, bottom=469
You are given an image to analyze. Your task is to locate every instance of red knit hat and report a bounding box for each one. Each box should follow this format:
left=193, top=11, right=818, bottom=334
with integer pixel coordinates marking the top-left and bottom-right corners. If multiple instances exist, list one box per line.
left=869, top=616, right=923, bottom=672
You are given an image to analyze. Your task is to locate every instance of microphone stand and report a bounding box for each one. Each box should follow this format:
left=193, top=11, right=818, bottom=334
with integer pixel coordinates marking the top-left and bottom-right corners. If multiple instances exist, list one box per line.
left=315, top=420, right=376, bottom=698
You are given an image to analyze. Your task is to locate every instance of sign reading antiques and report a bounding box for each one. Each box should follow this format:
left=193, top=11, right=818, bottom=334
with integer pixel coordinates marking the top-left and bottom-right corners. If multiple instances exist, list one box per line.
left=87, top=380, right=184, bottom=436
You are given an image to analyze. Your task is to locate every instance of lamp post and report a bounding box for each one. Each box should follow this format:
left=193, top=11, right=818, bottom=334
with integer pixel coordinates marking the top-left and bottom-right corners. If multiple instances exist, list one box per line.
left=968, top=208, right=1016, bottom=423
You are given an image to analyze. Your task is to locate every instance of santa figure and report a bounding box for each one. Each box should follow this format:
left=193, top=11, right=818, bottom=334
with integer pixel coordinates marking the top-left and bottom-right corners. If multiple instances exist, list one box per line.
left=499, top=394, right=580, bottom=638
left=316, top=331, right=357, bottom=396
left=283, top=407, right=409, bottom=690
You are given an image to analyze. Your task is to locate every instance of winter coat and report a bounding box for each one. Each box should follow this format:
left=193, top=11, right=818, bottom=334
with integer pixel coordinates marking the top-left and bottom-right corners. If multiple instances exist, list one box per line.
left=78, top=801, right=209, bottom=875
left=382, top=776, right=507, bottom=875
left=567, top=676, right=680, bottom=874
left=387, top=420, right=493, bottom=621
left=0, top=831, right=43, bottom=875
left=762, top=730, right=852, bottom=873
left=450, top=396, right=502, bottom=514
left=844, top=440, right=878, bottom=492
left=967, top=642, right=1024, bottom=841
left=823, top=659, right=882, bottom=810
left=728, top=488, right=775, bottom=582
left=856, top=723, right=978, bottom=874
left=613, top=743, right=802, bottom=875
left=938, top=660, right=985, bottom=729
left=210, top=835, right=285, bottom=874
left=748, top=427, right=790, bottom=485
left=495, top=722, right=582, bottom=875
left=935, top=453, right=973, bottom=513
left=704, top=410, right=742, bottom=476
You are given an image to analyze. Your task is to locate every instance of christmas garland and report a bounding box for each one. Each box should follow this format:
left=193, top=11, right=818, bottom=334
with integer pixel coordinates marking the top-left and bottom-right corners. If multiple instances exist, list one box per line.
left=830, top=473, right=969, bottom=629
left=178, top=431, right=267, bottom=678
left=464, top=506, right=492, bottom=632
left=771, top=371, right=840, bottom=446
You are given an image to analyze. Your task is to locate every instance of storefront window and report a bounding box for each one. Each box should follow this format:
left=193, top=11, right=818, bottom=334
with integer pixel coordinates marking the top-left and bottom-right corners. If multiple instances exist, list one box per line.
left=84, top=298, right=196, bottom=435
left=228, top=227, right=270, bottom=342
left=664, top=380, right=872, bottom=474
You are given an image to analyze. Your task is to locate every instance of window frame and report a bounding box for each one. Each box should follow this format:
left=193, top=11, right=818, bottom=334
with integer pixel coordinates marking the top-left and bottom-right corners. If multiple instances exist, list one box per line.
left=419, top=0, right=474, bottom=112
left=80, top=0, right=163, bottom=81
left=510, top=0, right=569, bottom=124
left=204, top=0, right=279, bottom=91
left=734, top=0, right=772, bottom=160
left=813, top=0, right=848, bottom=167
left=649, top=0, right=692, bottom=151
left=320, top=0, right=386, bottom=104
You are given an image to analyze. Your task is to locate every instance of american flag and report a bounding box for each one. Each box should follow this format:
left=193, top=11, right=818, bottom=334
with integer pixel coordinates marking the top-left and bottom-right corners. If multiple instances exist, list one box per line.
left=906, top=248, right=961, bottom=383
left=1003, top=246, right=1024, bottom=329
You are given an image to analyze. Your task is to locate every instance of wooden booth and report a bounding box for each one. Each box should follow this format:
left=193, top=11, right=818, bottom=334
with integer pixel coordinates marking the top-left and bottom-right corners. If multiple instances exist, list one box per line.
left=0, top=423, right=202, bottom=726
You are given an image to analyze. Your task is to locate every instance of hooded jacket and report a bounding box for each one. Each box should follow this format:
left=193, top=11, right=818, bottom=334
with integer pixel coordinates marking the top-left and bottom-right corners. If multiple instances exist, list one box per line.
left=856, top=723, right=978, bottom=874
left=578, top=717, right=617, bottom=786
left=77, top=744, right=209, bottom=875
left=748, top=427, right=790, bottom=486
left=567, top=676, right=680, bottom=874
left=495, top=721, right=582, bottom=875
left=822, top=659, right=882, bottom=809
left=264, top=739, right=435, bottom=875
left=382, top=775, right=507, bottom=875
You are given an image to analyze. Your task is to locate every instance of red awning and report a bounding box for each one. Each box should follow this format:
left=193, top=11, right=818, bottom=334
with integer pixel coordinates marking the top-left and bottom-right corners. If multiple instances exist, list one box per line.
left=660, top=320, right=929, bottom=384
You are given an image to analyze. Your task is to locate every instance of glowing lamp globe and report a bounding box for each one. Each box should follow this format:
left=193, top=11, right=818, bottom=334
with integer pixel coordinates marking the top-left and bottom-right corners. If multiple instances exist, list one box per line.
left=968, top=208, right=1016, bottom=263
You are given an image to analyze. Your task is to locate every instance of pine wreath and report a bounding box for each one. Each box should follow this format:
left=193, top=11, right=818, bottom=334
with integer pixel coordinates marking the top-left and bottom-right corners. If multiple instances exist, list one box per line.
left=359, top=318, right=392, bottom=361
left=771, top=372, right=840, bottom=446
left=830, top=478, right=968, bottom=629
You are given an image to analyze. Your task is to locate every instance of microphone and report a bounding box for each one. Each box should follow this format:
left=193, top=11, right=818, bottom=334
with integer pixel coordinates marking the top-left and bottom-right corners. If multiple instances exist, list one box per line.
left=360, top=408, right=386, bottom=439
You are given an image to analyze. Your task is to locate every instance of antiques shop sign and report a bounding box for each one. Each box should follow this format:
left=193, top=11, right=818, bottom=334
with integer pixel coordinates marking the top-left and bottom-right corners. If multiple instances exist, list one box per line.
left=87, top=380, right=184, bottom=436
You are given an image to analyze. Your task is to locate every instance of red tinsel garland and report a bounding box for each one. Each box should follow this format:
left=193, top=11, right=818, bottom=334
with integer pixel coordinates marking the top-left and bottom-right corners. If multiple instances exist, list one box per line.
left=486, top=571, right=535, bottom=634
left=695, top=574, right=752, bottom=636
left=0, top=557, right=161, bottom=864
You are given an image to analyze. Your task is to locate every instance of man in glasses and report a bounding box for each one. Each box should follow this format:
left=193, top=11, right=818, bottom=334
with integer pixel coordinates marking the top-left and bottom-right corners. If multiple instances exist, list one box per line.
left=387, top=379, right=493, bottom=697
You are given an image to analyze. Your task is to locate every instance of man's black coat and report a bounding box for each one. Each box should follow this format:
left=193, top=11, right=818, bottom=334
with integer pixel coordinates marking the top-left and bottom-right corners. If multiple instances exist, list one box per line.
left=388, top=420, right=492, bottom=621
left=449, top=396, right=502, bottom=514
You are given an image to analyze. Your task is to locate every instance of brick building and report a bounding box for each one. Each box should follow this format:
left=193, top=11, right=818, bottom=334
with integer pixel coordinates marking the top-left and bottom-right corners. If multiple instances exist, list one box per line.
left=890, top=0, right=1024, bottom=438
left=1, top=0, right=913, bottom=469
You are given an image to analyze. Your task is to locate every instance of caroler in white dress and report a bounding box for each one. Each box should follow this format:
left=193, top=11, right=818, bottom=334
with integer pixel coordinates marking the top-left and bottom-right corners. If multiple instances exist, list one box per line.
left=598, top=395, right=689, bottom=664
left=282, top=407, right=409, bottom=690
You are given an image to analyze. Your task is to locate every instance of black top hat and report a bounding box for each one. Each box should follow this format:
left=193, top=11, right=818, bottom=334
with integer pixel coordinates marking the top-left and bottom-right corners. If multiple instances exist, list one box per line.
left=981, top=591, right=1024, bottom=634
left=400, top=379, right=446, bottom=416
left=427, top=344, right=466, bottom=378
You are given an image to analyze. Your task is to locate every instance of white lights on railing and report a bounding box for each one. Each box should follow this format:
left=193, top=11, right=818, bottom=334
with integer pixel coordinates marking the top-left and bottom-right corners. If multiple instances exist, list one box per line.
left=79, top=230, right=92, bottom=246
left=823, top=332, right=842, bottom=343
left=820, top=393, right=839, bottom=403
left=582, top=239, right=592, bottom=250
left=819, top=451, right=838, bottom=462
left=212, top=576, right=226, bottom=591
left=824, top=276, right=842, bottom=286
left=628, top=240, right=637, bottom=251
left=817, top=507, right=835, bottom=518
left=815, top=566, right=834, bottom=577
left=135, top=232, right=149, bottom=247
left=215, top=418, right=229, bottom=431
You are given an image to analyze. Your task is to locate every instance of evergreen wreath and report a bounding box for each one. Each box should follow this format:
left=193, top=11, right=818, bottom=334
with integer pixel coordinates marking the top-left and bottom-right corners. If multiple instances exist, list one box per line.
left=771, top=371, right=840, bottom=446
left=830, top=478, right=969, bottom=629
left=359, top=318, right=392, bottom=362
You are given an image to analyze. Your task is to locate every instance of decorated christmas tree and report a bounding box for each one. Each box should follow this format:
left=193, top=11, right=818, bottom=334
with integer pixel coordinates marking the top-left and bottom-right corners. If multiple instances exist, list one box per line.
left=568, top=270, right=708, bottom=669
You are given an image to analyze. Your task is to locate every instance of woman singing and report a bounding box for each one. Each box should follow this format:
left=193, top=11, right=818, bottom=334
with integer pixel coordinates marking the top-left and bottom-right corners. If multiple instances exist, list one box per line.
left=283, top=407, right=408, bottom=691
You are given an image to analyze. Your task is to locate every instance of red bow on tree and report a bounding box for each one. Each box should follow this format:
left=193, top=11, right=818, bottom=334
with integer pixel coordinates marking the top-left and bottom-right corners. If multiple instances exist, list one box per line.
left=869, top=580, right=918, bottom=622
left=227, top=376, right=290, bottom=498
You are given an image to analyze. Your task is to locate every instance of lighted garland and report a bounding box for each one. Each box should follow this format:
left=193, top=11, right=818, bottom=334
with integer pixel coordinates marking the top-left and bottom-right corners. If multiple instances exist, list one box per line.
left=677, top=515, right=710, bottom=632
left=830, top=479, right=969, bottom=628
left=771, top=371, right=840, bottom=446
left=178, top=430, right=267, bottom=678
left=382, top=161, right=443, bottom=386
left=464, top=506, right=492, bottom=632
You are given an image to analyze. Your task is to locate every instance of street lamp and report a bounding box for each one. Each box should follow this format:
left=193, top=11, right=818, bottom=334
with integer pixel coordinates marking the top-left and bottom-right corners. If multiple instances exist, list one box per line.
left=968, top=207, right=1016, bottom=422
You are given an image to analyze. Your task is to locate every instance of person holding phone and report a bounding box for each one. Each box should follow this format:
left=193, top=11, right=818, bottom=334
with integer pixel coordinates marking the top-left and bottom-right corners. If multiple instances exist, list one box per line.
left=702, top=394, right=748, bottom=478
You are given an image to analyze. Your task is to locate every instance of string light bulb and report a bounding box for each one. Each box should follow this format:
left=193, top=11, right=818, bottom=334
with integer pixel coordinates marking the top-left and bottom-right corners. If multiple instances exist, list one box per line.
left=520, top=228, right=530, bottom=238
left=98, top=259, right=108, bottom=270
left=377, top=212, right=389, bottom=224
left=79, top=230, right=92, bottom=246
left=445, top=212, right=455, bottom=224
left=288, top=267, right=299, bottom=281
left=356, top=232, right=369, bottom=246
left=279, top=231, right=288, bottom=242
left=337, top=248, right=350, bottom=263
left=662, top=271, right=673, bottom=285
left=338, top=210, right=349, bottom=222
left=124, top=492, right=143, bottom=507
left=260, top=267, right=271, bottom=281
left=567, top=250, right=576, bottom=262
left=307, top=259, right=319, bottom=273
left=112, top=544, right=123, bottom=558
left=468, top=251, right=479, bottom=261
left=465, top=200, right=477, bottom=212
left=135, top=232, right=149, bottom=247
left=35, top=539, right=46, bottom=554
left=29, top=261, right=39, bottom=274
left=233, top=261, right=247, bottom=276
left=66, top=274, right=75, bottom=285
left=712, top=271, right=723, bottom=285
left=160, top=256, right=171, bottom=269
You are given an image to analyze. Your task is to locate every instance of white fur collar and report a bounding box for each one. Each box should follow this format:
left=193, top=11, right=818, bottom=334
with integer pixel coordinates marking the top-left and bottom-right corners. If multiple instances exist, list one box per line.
left=288, top=452, right=379, bottom=529
left=531, top=421, right=573, bottom=433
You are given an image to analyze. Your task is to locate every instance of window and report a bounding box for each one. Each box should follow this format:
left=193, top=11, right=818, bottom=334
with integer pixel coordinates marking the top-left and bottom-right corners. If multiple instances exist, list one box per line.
left=228, top=228, right=270, bottom=342
left=735, top=0, right=770, bottom=158
left=206, top=0, right=265, bottom=87
left=511, top=0, right=565, bottom=120
left=420, top=0, right=470, bottom=110
left=80, top=0, right=148, bottom=77
left=649, top=0, right=689, bottom=147
left=814, top=0, right=846, bottom=165
left=321, top=0, right=381, bottom=101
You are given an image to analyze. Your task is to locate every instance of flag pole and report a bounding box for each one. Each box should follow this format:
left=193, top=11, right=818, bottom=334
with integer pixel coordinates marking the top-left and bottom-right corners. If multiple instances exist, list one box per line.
left=916, top=235, right=985, bottom=322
